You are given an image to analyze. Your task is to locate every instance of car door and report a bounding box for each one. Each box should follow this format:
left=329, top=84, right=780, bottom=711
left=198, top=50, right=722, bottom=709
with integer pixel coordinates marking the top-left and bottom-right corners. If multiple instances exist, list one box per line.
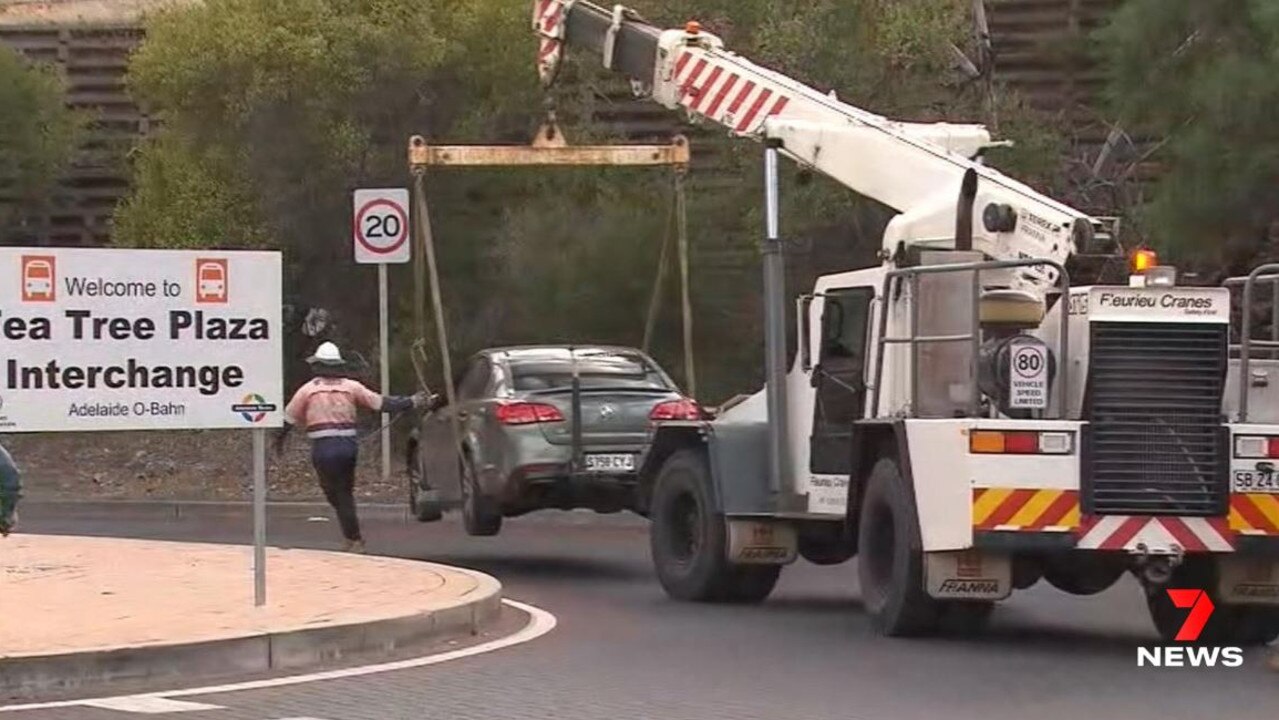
left=809, top=287, right=875, bottom=476
left=423, top=357, right=491, bottom=502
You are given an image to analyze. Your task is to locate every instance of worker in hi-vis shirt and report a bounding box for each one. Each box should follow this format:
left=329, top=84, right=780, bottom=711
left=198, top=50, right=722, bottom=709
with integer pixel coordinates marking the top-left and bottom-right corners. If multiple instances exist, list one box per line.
left=276, top=342, right=428, bottom=552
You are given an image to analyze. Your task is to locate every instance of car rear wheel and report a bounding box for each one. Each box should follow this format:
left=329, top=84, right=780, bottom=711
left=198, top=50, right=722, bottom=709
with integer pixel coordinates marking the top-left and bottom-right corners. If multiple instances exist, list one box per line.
left=460, top=455, right=502, bottom=537
left=407, top=445, right=442, bottom=523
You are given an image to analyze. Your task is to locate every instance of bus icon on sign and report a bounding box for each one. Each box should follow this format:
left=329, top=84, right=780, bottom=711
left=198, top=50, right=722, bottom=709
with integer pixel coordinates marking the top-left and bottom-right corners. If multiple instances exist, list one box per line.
left=195, top=259, right=227, bottom=303
left=21, top=256, right=56, bottom=302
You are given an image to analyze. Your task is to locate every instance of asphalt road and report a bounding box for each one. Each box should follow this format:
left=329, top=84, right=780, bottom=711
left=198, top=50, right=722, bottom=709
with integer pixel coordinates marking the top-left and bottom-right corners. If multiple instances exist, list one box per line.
left=6, top=503, right=1277, bottom=720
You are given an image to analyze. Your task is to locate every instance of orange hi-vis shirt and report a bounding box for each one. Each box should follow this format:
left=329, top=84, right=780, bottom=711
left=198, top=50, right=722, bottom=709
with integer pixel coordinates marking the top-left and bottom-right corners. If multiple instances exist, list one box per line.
left=283, top=377, right=385, bottom=439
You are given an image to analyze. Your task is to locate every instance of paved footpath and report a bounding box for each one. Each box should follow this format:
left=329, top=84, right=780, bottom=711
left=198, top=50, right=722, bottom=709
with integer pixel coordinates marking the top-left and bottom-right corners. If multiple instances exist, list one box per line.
left=0, top=535, right=500, bottom=697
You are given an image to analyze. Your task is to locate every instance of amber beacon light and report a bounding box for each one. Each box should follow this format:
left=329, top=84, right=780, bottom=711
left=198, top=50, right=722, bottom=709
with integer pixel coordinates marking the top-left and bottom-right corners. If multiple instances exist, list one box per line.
left=1130, top=248, right=1158, bottom=274
left=1128, top=247, right=1178, bottom=287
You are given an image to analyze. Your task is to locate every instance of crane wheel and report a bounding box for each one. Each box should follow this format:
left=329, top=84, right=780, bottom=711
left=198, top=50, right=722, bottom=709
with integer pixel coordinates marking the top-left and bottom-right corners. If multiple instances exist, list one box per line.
left=650, top=449, right=780, bottom=604
left=857, top=457, right=939, bottom=636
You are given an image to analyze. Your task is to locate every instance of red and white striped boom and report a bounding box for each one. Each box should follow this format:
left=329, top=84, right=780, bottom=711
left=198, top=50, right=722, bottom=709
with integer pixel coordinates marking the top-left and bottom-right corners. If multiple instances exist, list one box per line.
left=534, top=0, right=1100, bottom=290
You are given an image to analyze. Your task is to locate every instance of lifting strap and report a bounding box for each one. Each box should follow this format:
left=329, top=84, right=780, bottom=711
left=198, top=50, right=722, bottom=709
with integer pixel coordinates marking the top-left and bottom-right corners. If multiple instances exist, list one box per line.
left=410, top=169, right=466, bottom=472
left=675, top=169, right=695, bottom=399
left=641, top=176, right=676, bottom=354
left=641, top=168, right=696, bottom=397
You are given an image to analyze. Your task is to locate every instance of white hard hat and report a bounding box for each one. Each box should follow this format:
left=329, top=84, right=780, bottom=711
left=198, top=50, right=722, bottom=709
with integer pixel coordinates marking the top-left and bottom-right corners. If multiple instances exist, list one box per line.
left=307, top=341, right=344, bottom=366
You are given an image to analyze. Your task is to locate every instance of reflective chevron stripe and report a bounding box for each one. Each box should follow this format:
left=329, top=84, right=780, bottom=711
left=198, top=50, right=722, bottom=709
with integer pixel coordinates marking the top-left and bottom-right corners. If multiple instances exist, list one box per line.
left=972, top=488, right=1080, bottom=532
left=1229, top=493, right=1279, bottom=535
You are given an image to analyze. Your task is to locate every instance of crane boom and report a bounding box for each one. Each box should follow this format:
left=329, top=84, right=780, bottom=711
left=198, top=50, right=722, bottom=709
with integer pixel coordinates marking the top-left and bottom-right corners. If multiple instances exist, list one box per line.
left=534, top=0, right=1099, bottom=291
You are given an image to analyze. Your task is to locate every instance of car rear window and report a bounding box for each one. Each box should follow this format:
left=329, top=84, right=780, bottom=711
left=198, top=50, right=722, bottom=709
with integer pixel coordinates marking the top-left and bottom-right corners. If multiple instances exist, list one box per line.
left=509, top=353, right=671, bottom=392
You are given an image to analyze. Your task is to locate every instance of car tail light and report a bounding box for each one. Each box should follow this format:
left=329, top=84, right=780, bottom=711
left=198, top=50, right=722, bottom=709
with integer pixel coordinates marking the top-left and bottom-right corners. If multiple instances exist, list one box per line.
left=1233, top=435, right=1279, bottom=459
left=496, top=402, right=564, bottom=425
left=650, top=398, right=703, bottom=421
left=969, top=430, right=1073, bottom=455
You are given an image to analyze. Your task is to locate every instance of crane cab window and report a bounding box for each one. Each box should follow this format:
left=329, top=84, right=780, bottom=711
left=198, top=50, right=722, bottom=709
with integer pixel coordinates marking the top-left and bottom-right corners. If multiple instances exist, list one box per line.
left=811, top=287, right=874, bottom=475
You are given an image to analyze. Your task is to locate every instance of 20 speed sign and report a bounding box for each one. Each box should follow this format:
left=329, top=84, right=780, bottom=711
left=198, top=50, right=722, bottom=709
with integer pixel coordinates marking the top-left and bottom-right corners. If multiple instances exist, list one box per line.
left=353, top=188, right=410, bottom=264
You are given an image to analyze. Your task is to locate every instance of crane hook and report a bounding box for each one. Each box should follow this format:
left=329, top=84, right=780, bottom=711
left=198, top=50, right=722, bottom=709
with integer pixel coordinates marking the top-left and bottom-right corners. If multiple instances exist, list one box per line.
left=533, top=97, right=568, bottom=148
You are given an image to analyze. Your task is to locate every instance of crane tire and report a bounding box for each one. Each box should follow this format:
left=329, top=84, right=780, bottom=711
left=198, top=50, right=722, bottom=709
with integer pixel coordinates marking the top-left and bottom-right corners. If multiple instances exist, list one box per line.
left=857, top=457, right=939, bottom=636
left=650, top=450, right=779, bottom=604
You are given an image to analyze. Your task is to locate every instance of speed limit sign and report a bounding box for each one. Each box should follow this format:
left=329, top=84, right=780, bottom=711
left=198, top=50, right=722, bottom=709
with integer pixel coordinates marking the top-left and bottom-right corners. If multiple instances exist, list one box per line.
left=353, top=188, right=410, bottom=264
left=1008, top=339, right=1049, bottom=409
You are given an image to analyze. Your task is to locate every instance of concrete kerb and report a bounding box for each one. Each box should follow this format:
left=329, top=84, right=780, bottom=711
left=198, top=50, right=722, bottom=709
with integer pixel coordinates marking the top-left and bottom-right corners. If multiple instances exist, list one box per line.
left=0, top=565, right=502, bottom=697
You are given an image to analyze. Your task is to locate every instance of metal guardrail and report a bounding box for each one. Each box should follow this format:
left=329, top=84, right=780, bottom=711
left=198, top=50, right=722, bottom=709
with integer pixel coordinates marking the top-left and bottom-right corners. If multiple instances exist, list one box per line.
left=1224, top=263, right=1279, bottom=422
left=869, top=258, right=1071, bottom=420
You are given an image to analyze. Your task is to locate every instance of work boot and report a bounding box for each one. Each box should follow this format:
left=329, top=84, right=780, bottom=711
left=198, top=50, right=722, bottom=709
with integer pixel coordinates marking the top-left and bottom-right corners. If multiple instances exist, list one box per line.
left=343, top=539, right=365, bottom=554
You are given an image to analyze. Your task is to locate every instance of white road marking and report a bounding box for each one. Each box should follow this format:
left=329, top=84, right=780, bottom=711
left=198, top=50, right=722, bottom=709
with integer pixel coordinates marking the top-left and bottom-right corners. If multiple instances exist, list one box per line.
left=0, top=599, right=555, bottom=714
left=80, top=697, right=224, bottom=713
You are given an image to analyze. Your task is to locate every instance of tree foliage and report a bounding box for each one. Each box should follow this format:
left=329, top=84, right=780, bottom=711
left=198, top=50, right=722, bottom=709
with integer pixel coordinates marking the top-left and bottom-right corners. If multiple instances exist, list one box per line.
left=0, top=45, right=83, bottom=238
left=1098, top=0, right=1279, bottom=265
left=120, top=0, right=535, bottom=252
left=120, top=0, right=1056, bottom=401
left=120, top=0, right=540, bottom=390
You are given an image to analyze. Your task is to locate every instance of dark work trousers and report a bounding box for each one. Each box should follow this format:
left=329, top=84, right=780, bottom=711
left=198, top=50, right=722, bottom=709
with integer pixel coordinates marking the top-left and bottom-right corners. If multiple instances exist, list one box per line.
left=311, top=436, right=361, bottom=542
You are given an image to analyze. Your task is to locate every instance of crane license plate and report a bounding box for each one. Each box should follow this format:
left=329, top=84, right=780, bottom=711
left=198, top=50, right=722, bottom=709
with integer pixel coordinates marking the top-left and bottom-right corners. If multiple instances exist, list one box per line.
left=584, top=454, right=636, bottom=473
left=1232, top=470, right=1279, bottom=493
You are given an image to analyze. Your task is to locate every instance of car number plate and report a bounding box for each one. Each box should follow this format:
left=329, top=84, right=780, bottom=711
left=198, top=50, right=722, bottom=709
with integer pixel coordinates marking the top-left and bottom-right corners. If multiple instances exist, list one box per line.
left=584, top=454, right=636, bottom=473
left=1232, top=469, right=1279, bottom=493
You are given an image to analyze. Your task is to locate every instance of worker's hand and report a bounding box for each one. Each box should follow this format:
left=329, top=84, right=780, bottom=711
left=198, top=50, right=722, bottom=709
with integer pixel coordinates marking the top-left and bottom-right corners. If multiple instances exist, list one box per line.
left=411, top=391, right=434, bottom=410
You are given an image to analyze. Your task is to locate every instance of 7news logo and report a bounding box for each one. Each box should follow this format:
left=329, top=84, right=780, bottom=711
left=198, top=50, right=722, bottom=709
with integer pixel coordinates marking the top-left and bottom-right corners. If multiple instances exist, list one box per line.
left=1137, top=589, right=1244, bottom=668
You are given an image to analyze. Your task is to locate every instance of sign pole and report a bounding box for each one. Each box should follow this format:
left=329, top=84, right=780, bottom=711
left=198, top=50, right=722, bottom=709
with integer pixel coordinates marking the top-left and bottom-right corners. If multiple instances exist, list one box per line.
left=353, top=187, right=411, bottom=483
left=378, top=263, right=391, bottom=484
left=252, top=426, right=266, bottom=607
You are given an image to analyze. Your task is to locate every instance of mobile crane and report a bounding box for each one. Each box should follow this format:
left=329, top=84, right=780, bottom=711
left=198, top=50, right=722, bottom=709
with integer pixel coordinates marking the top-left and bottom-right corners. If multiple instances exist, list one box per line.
left=534, top=0, right=1279, bottom=641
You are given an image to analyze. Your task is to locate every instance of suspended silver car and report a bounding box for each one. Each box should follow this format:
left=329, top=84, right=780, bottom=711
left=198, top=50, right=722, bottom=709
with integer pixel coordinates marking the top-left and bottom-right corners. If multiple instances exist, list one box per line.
left=407, top=345, right=702, bottom=536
